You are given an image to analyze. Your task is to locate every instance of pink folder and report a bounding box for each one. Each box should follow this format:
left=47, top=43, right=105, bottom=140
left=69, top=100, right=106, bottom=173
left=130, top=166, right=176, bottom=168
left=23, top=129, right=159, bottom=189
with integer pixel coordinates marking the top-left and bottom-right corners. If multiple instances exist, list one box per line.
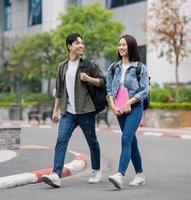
left=114, top=88, right=129, bottom=112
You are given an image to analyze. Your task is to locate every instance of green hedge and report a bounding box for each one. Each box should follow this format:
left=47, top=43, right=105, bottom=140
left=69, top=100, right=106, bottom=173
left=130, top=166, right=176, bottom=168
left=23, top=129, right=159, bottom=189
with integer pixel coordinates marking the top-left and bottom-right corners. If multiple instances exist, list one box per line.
left=150, top=102, right=191, bottom=110
left=150, top=86, right=191, bottom=102
left=0, top=93, right=52, bottom=108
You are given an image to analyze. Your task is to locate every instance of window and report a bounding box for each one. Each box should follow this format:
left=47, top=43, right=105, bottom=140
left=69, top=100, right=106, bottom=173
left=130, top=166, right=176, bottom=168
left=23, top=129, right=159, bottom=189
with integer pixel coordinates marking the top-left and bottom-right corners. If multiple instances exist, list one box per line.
left=68, top=0, right=81, bottom=7
left=4, top=0, right=12, bottom=31
left=138, top=45, right=146, bottom=65
left=106, top=0, right=146, bottom=9
left=28, top=0, right=42, bottom=26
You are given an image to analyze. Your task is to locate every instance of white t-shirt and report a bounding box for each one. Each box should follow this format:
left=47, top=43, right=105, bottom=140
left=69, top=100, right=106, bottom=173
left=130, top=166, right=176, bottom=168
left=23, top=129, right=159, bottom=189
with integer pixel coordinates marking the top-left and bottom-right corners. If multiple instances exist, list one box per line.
left=65, top=59, right=80, bottom=114
left=120, top=63, right=130, bottom=88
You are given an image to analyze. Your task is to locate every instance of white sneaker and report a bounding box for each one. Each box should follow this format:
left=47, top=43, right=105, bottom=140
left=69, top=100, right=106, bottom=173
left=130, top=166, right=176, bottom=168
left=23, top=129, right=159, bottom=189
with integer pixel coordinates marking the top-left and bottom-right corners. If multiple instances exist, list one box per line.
left=88, top=170, right=102, bottom=183
left=108, top=172, right=123, bottom=189
left=41, top=173, right=61, bottom=188
left=129, top=173, right=145, bottom=187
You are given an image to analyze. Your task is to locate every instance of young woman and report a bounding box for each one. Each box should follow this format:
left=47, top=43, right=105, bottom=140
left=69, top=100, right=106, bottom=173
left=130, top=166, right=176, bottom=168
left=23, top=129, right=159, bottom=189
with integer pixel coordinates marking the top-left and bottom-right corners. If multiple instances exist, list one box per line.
left=106, top=34, right=149, bottom=189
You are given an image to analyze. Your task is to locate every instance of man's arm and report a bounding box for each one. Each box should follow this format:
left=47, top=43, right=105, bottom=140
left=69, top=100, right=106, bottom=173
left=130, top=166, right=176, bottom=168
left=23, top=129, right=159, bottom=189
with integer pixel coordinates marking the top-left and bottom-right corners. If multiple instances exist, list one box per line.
left=80, top=73, right=101, bottom=86
left=52, top=97, right=61, bottom=123
left=80, top=59, right=105, bottom=87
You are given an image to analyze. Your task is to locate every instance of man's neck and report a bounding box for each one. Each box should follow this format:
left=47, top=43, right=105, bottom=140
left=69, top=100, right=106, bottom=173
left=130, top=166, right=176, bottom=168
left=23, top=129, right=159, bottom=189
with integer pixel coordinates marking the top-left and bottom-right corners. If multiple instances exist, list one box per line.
left=69, top=54, right=81, bottom=62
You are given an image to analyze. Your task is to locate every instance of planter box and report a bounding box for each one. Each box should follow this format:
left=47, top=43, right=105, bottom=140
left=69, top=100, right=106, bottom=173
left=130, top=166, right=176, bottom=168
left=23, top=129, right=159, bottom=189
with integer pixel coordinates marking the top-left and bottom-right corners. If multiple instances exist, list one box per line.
left=0, top=108, right=29, bottom=121
left=144, top=109, right=191, bottom=128
left=0, top=127, right=21, bottom=150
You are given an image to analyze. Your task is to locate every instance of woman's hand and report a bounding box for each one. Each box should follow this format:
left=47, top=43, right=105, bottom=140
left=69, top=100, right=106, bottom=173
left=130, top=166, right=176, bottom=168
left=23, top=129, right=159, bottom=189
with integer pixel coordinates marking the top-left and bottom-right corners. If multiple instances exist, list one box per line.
left=111, top=105, right=123, bottom=116
left=123, top=101, right=131, bottom=114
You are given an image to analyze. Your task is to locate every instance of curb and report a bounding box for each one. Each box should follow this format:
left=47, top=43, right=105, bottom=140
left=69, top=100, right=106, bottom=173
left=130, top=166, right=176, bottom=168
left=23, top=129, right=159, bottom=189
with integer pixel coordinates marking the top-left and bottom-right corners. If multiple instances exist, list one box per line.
left=139, top=131, right=191, bottom=140
left=112, top=129, right=191, bottom=140
left=0, top=151, right=87, bottom=190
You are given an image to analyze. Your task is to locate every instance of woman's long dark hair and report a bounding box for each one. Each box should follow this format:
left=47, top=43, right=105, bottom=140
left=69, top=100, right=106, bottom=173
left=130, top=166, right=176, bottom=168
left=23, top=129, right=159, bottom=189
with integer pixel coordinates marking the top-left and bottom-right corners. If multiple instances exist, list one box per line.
left=117, top=34, right=140, bottom=62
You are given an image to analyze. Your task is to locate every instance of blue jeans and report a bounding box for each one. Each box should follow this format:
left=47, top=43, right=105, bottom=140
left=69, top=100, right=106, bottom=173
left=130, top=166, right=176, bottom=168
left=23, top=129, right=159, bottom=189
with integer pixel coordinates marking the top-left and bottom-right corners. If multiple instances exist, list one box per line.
left=117, top=103, right=143, bottom=175
left=53, top=112, right=100, bottom=177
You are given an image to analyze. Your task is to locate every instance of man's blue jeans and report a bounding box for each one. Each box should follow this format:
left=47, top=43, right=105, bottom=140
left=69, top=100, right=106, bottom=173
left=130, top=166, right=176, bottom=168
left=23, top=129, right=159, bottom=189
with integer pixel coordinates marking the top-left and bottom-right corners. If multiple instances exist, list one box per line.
left=117, top=103, right=143, bottom=175
left=53, top=112, right=100, bottom=177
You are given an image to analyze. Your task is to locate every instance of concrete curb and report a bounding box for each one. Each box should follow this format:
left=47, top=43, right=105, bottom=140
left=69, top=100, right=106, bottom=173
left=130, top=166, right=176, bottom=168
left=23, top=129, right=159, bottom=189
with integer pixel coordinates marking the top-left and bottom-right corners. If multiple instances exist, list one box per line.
left=138, top=131, right=191, bottom=140
left=112, top=129, right=191, bottom=140
left=0, top=151, right=87, bottom=190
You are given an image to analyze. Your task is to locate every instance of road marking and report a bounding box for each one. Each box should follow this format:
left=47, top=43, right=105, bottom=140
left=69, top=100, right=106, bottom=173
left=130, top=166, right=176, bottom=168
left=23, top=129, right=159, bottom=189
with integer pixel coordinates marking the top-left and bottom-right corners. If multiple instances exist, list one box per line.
left=0, top=150, right=17, bottom=163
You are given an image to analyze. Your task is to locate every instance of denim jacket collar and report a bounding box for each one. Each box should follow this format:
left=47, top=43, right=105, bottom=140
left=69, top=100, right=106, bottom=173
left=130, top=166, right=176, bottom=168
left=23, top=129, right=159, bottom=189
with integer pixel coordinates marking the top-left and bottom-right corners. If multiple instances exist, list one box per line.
left=116, top=60, right=139, bottom=70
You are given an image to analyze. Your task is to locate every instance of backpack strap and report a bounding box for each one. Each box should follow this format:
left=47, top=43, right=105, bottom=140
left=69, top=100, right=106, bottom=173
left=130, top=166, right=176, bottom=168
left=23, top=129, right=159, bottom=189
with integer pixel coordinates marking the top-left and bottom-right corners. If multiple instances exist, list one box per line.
left=111, top=62, right=117, bottom=77
left=136, top=62, right=143, bottom=86
left=81, top=57, right=93, bottom=74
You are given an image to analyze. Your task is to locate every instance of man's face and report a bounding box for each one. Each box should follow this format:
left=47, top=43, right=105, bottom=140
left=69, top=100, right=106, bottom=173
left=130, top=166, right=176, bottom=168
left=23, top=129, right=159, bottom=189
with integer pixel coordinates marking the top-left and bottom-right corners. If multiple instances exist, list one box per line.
left=68, top=37, right=85, bottom=56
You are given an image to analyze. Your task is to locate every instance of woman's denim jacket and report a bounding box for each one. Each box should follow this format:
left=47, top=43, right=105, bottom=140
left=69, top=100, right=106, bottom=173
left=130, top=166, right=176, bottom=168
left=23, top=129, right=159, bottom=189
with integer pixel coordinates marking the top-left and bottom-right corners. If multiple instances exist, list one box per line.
left=106, top=61, right=149, bottom=102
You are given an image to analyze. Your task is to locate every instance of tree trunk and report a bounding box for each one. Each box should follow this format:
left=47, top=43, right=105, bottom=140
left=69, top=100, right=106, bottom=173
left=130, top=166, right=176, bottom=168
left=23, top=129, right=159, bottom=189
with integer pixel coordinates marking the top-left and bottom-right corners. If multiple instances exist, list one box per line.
left=10, top=73, right=16, bottom=93
left=175, top=55, right=180, bottom=102
left=47, top=79, right=51, bottom=94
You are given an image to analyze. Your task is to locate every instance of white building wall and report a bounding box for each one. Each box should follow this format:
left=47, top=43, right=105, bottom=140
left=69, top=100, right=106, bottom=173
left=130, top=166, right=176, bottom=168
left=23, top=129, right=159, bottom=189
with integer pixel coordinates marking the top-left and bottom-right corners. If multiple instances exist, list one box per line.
left=42, top=0, right=67, bottom=31
left=4, top=0, right=42, bottom=38
left=4, top=0, right=69, bottom=38
left=110, top=2, right=147, bottom=46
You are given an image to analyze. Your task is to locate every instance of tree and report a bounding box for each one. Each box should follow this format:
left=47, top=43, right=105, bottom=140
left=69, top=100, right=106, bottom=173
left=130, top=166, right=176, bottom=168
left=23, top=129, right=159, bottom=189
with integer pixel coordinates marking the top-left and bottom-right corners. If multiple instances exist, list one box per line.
left=7, top=4, right=124, bottom=93
left=147, top=0, right=191, bottom=101
left=52, top=3, right=124, bottom=62
left=0, top=37, right=19, bottom=92
left=7, top=32, right=57, bottom=93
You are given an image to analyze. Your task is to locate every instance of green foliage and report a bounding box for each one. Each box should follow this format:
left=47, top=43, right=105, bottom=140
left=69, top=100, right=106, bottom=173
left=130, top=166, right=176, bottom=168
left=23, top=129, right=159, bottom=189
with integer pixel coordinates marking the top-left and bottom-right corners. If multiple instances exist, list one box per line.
left=150, top=86, right=191, bottom=102
left=8, top=32, right=57, bottom=80
left=150, top=87, right=173, bottom=102
left=7, top=32, right=57, bottom=93
left=0, top=68, right=11, bottom=92
left=0, top=93, right=51, bottom=108
left=53, top=3, right=124, bottom=62
left=150, top=102, right=191, bottom=110
left=5, top=4, right=123, bottom=93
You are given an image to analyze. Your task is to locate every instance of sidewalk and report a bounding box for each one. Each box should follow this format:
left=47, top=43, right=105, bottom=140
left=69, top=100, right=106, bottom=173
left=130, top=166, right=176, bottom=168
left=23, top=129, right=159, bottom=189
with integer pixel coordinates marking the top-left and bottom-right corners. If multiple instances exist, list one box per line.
left=0, top=119, right=191, bottom=137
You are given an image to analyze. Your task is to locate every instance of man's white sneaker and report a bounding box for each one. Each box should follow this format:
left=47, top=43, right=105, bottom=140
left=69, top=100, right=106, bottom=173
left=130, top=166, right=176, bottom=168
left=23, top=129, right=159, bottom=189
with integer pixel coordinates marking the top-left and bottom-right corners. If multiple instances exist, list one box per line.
left=108, top=172, right=123, bottom=189
left=129, top=173, right=145, bottom=187
left=88, top=170, right=102, bottom=183
left=41, top=173, right=61, bottom=188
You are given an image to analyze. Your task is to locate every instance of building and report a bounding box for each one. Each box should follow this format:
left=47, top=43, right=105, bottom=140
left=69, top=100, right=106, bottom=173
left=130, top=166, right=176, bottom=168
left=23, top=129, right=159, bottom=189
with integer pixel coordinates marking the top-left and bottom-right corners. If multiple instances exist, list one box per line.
left=0, top=0, right=190, bottom=89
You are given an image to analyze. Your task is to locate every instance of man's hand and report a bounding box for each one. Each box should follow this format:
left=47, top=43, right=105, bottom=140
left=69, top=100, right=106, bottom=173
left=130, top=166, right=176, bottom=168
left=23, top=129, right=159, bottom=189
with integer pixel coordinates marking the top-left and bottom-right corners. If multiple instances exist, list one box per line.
left=52, top=111, right=59, bottom=123
left=80, top=72, right=90, bottom=82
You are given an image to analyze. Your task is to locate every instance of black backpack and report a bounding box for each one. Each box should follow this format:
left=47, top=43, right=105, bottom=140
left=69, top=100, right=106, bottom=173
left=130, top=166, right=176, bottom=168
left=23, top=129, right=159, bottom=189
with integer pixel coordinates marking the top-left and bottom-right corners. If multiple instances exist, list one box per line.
left=136, top=62, right=150, bottom=110
left=111, top=62, right=150, bottom=110
left=82, top=58, right=108, bottom=113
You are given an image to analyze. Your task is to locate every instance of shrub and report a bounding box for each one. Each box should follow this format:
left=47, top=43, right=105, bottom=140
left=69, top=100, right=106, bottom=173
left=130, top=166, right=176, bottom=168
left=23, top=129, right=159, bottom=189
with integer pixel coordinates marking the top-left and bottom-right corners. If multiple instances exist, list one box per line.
left=150, top=86, right=191, bottom=102
left=150, top=102, right=191, bottom=110
left=0, top=93, right=52, bottom=108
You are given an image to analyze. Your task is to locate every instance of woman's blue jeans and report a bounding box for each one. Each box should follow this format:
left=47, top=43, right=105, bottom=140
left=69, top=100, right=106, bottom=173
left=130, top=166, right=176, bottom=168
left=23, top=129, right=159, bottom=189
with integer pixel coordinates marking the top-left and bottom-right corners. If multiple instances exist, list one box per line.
left=53, top=112, right=100, bottom=177
left=117, top=103, right=143, bottom=175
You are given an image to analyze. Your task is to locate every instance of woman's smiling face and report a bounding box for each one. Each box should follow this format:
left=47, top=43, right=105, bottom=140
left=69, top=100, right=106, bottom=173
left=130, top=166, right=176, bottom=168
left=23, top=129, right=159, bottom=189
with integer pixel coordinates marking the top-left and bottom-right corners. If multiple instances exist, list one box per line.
left=118, top=38, right=128, bottom=58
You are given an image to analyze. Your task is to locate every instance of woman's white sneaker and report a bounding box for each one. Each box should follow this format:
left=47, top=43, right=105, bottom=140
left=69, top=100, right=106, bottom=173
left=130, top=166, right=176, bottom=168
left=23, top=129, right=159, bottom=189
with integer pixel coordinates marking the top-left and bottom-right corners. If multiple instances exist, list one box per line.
left=42, top=173, right=61, bottom=188
left=88, top=170, right=102, bottom=183
left=108, top=173, right=123, bottom=189
left=129, top=173, right=145, bottom=187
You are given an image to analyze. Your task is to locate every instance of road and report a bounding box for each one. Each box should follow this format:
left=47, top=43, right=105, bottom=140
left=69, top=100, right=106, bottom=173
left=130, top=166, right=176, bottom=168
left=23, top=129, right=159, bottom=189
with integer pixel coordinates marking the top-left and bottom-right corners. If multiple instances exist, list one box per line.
left=0, top=126, right=191, bottom=200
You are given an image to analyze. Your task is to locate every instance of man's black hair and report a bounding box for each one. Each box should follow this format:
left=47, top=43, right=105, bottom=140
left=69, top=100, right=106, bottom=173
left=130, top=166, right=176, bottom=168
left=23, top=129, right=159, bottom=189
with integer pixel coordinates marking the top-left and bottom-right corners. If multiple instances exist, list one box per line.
left=66, top=33, right=82, bottom=52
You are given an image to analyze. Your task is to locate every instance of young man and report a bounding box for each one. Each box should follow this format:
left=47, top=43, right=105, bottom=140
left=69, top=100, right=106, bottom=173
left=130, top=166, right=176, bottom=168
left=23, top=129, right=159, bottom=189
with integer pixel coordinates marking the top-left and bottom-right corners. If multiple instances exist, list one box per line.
left=42, top=33, right=105, bottom=188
